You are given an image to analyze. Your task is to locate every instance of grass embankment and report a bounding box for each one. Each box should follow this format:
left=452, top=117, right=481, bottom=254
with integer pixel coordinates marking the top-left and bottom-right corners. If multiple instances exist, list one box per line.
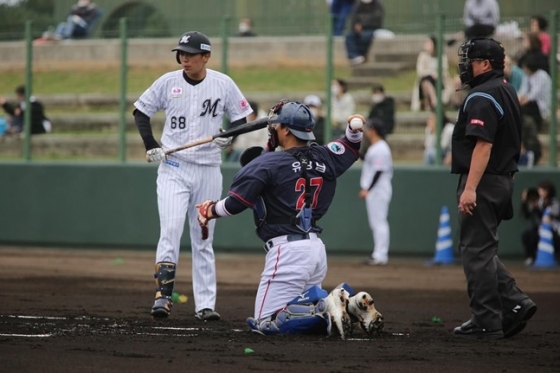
left=0, top=66, right=417, bottom=96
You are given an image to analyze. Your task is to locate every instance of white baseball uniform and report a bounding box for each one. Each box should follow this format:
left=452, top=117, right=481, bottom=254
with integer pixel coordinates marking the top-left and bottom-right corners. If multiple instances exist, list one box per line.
left=134, top=68, right=253, bottom=312
left=360, top=139, right=393, bottom=264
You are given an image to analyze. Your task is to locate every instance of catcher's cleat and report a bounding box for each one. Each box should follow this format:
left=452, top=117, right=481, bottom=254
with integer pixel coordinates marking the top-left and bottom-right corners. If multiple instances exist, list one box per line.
left=347, top=291, right=384, bottom=335
left=195, top=308, right=221, bottom=321
left=151, top=296, right=173, bottom=319
left=325, top=287, right=353, bottom=339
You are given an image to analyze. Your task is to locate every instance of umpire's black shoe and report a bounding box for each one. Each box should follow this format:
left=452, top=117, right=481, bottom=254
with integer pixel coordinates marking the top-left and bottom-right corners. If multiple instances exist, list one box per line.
left=195, top=308, right=221, bottom=321
left=453, top=320, right=503, bottom=340
left=502, top=298, right=537, bottom=338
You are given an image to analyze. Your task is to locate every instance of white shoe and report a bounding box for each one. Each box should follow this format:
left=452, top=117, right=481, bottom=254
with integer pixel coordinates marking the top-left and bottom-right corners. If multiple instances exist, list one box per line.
left=350, top=56, right=365, bottom=65
left=324, top=287, right=353, bottom=339
left=347, top=292, right=384, bottom=335
left=364, top=258, right=387, bottom=266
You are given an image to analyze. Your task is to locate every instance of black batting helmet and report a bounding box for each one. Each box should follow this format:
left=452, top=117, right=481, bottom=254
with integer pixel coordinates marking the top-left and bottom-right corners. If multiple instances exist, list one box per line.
left=172, top=31, right=212, bottom=64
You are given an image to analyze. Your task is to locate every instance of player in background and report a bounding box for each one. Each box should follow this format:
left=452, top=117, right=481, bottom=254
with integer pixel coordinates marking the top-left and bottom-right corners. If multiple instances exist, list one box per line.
left=359, top=118, right=393, bottom=266
left=133, top=31, right=253, bottom=321
left=196, top=100, right=384, bottom=339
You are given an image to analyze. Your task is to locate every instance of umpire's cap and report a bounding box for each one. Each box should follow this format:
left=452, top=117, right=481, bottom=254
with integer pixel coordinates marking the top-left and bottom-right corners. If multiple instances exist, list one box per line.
left=269, top=100, right=316, bottom=141
left=365, top=118, right=386, bottom=138
left=459, top=37, right=505, bottom=70
left=172, top=31, right=212, bottom=55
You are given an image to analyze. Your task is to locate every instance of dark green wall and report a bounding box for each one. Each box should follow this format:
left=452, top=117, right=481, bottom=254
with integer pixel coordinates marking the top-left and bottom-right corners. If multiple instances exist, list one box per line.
left=1, top=162, right=559, bottom=257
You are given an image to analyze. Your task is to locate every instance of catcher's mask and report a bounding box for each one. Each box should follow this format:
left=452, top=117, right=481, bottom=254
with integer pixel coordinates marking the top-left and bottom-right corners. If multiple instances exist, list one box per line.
left=268, top=99, right=316, bottom=141
left=172, top=31, right=211, bottom=64
left=457, top=37, right=505, bottom=90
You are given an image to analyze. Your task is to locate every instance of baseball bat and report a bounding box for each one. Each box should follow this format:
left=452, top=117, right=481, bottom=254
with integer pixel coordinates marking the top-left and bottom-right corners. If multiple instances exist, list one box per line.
left=164, top=116, right=270, bottom=155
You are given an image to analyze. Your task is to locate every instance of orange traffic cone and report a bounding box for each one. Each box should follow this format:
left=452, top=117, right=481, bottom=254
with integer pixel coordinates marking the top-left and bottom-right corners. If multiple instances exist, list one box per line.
left=425, top=206, right=455, bottom=265
left=531, top=207, right=558, bottom=269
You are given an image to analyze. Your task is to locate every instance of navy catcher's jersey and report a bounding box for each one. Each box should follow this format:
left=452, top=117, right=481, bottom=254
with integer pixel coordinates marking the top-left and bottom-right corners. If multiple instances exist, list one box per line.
left=228, top=138, right=360, bottom=242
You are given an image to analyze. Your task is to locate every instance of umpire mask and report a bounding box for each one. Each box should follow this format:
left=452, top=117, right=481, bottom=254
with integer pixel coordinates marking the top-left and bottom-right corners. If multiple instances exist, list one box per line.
left=457, top=38, right=505, bottom=90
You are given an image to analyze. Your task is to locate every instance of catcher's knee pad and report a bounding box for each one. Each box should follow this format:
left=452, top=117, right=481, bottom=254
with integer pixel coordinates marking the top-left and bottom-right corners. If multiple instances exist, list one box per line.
left=275, top=300, right=330, bottom=335
left=247, top=300, right=330, bottom=335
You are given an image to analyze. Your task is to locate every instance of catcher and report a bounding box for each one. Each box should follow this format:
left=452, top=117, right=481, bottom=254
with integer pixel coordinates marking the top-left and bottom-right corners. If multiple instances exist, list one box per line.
left=196, top=100, right=384, bottom=338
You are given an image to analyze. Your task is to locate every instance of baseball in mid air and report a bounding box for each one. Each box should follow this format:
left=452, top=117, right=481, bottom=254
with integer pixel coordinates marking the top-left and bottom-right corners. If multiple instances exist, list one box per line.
left=349, top=117, right=364, bottom=131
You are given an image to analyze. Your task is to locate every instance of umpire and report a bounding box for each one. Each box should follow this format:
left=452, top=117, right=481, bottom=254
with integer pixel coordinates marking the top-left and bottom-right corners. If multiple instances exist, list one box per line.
left=451, top=38, right=537, bottom=340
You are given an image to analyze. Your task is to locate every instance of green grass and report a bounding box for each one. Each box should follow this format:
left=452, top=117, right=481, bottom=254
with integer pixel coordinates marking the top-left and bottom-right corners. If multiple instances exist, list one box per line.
left=0, top=66, right=417, bottom=96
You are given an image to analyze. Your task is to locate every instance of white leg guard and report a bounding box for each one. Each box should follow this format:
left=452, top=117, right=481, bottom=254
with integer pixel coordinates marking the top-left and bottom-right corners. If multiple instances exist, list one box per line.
left=347, top=292, right=384, bottom=335
left=247, top=299, right=330, bottom=335
left=324, top=288, right=353, bottom=339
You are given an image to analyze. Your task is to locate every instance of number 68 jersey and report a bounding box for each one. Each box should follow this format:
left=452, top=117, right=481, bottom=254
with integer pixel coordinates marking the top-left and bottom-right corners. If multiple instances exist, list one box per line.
left=133, top=68, right=253, bottom=166
left=227, top=139, right=361, bottom=242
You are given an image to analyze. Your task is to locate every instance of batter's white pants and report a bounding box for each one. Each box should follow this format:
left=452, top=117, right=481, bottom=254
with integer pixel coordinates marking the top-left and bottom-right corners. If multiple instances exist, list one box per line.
left=155, top=161, right=222, bottom=313
left=365, top=190, right=391, bottom=263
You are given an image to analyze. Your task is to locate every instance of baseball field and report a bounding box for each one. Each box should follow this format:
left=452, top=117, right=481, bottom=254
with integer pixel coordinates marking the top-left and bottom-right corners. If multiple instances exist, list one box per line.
left=1, top=247, right=559, bottom=373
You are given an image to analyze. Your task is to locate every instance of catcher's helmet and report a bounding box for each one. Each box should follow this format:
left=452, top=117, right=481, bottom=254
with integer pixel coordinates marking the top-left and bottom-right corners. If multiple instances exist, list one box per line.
left=172, top=31, right=211, bottom=63
left=458, top=37, right=505, bottom=86
left=269, top=100, right=316, bottom=141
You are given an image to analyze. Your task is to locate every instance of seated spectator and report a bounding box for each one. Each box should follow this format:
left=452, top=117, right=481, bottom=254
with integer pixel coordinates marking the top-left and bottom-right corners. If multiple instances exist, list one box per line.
left=238, top=17, right=257, bottom=37
left=303, top=95, right=326, bottom=145
left=515, top=32, right=549, bottom=74
left=0, top=85, right=51, bottom=136
left=345, top=0, right=384, bottom=65
left=329, top=0, right=356, bottom=37
left=521, top=180, right=560, bottom=267
left=530, top=14, right=550, bottom=56
left=47, top=0, right=103, bottom=41
left=360, top=83, right=394, bottom=159
left=411, top=36, right=451, bottom=112
left=226, top=101, right=268, bottom=162
left=518, top=53, right=551, bottom=132
left=330, top=78, right=355, bottom=138
left=447, top=0, right=500, bottom=46
left=504, top=55, right=524, bottom=93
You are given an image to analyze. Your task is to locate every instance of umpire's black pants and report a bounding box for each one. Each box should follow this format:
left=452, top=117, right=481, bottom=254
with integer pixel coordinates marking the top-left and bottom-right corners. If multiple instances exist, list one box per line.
left=457, top=173, right=528, bottom=330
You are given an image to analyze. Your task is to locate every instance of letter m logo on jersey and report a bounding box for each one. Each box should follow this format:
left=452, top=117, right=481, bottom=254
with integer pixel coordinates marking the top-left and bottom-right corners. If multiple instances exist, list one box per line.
left=200, top=99, right=221, bottom=118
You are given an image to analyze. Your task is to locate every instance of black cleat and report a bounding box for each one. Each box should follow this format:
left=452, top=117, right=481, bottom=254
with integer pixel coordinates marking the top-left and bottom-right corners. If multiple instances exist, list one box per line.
left=151, top=297, right=172, bottom=319
left=503, top=299, right=537, bottom=338
left=453, top=319, right=503, bottom=340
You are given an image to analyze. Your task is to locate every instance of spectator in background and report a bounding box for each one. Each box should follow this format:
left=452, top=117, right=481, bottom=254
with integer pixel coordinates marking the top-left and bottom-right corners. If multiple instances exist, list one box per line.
left=303, top=95, right=326, bottom=145
left=448, top=0, right=500, bottom=46
left=411, top=36, right=451, bottom=112
left=360, top=83, right=394, bottom=159
left=515, top=32, right=549, bottom=74
left=329, top=0, right=356, bottom=37
left=238, top=17, right=257, bottom=37
left=331, top=78, right=356, bottom=138
left=518, top=116, right=542, bottom=168
left=0, top=85, right=51, bottom=136
left=227, top=101, right=268, bottom=162
left=530, top=15, right=550, bottom=56
left=504, top=55, right=524, bottom=93
left=48, top=0, right=103, bottom=41
left=423, top=111, right=454, bottom=166
left=521, top=180, right=560, bottom=267
left=518, top=53, right=551, bottom=133
left=345, top=0, right=384, bottom=65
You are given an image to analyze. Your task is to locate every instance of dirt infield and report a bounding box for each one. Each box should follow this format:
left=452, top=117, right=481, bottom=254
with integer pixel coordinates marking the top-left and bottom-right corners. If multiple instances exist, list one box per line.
left=0, top=247, right=559, bottom=373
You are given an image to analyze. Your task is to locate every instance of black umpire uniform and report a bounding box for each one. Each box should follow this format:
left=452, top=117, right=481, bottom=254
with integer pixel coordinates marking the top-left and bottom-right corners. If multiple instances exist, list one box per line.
left=451, top=38, right=536, bottom=339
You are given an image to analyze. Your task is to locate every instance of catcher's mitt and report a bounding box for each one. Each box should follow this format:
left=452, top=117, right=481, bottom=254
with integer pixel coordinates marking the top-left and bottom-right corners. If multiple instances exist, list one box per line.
left=239, top=146, right=264, bottom=167
left=197, top=200, right=217, bottom=240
